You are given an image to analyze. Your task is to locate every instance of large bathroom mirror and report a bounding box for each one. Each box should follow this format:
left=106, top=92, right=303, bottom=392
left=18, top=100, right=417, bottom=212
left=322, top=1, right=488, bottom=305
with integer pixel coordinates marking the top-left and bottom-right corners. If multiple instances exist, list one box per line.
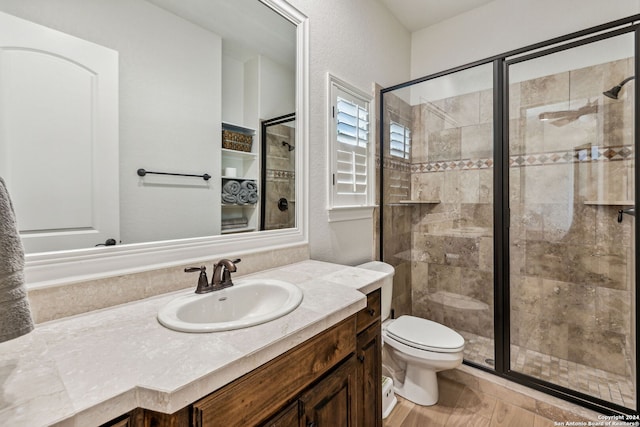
left=0, top=0, right=309, bottom=286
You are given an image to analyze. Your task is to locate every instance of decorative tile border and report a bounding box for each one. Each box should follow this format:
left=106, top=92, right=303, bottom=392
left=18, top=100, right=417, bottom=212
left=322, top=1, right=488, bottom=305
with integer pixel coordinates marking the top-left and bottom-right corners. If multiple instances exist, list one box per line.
left=266, top=169, right=295, bottom=179
left=399, top=145, right=633, bottom=173
left=510, top=145, right=633, bottom=167
left=379, top=156, right=411, bottom=172
left=411, top=158, right=493, bottom=173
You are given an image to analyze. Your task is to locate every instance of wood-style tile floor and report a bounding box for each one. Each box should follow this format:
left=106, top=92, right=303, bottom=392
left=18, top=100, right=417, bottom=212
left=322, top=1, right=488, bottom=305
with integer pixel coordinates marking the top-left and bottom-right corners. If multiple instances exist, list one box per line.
left=383, top=377, right=556, bottom=427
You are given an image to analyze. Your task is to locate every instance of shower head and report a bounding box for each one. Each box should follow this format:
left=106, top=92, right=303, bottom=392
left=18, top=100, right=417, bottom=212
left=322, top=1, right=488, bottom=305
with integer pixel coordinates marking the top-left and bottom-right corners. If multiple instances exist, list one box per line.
left=603, top=76, right=635, bottom=99
left=282, top=141, right=295, bottom=151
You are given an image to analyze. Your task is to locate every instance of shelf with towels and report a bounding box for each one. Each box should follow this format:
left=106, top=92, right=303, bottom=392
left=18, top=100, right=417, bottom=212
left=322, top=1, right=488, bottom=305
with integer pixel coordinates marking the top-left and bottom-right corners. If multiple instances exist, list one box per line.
left=221, top=122, right=259, bottom=234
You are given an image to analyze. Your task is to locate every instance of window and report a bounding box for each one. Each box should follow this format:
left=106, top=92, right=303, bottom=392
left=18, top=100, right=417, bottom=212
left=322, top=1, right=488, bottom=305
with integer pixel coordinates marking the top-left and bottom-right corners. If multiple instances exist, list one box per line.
left=328, top=75, right=373, bottom=212
left=390, top=121, right=411, bottom=160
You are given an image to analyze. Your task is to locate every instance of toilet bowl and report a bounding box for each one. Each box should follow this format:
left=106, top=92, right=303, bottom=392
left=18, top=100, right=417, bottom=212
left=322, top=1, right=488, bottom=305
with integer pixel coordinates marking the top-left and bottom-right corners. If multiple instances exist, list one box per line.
left=382, top=316, right=464, bottom=406
left=357, top=261, right=465, bottom=407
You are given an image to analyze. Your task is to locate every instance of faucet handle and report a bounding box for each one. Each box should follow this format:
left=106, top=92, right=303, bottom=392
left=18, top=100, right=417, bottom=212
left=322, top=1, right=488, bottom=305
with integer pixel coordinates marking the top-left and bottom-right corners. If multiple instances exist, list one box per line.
left=185, top=266, right=210, bottom=294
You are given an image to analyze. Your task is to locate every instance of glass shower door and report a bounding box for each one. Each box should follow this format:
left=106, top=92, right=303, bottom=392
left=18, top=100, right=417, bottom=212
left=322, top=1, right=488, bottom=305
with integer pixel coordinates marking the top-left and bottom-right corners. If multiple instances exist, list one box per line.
left=507, top=31, right=636, bottom=409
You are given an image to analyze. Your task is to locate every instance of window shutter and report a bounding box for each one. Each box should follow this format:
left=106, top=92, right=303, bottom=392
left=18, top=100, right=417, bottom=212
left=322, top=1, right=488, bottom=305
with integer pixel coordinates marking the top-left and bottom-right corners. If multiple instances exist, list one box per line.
left=334, top=94, right=369, bottom=206
left=390, top=122, right=410, bottom=160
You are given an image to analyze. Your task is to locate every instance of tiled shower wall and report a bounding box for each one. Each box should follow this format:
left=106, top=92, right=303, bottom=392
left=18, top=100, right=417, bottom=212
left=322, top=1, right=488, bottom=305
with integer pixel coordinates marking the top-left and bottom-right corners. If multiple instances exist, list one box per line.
left=509, top=57, right=634, bottom=376
left=409, top=86, right=495, bottom=342
left=381, top=91, right=413, bottom=318
left=383, top=57, right=635, bottom=378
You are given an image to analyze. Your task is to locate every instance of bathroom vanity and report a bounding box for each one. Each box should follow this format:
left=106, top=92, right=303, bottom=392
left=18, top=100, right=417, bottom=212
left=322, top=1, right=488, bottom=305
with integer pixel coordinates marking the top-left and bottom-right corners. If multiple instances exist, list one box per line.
left=0, top=261, right=385, bottom=427
left=102, top=289, right=381, bottom=427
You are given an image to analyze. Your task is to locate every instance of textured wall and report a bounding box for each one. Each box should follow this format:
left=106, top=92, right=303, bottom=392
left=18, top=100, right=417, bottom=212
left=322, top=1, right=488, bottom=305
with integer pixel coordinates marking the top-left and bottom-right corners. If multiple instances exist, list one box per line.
left=288, top=0, right=411, bottom=266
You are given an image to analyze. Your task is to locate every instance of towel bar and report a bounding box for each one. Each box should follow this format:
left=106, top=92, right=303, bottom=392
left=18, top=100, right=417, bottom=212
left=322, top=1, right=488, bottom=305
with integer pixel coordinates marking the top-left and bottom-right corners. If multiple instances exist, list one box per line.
left=137, top=168, right=211, bottom=181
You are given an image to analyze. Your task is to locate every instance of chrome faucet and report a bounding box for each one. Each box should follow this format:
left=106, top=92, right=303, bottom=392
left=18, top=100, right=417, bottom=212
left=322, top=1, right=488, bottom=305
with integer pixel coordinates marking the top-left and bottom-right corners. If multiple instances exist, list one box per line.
left=184, top=258, right=241, bottom=294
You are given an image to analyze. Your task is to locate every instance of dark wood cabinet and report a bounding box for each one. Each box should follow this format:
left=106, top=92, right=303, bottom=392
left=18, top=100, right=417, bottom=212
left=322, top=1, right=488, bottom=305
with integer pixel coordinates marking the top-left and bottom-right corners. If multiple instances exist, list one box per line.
left=192, top=316, right=356, bottom=427
left=299, top=356, right=358, bottom=427
left=356, top=321, right=382, bottom=427
left=355, top=289, right=382, bottom=427
left=261, top=401, right=299, bottom=427
left=102, top=290, right=383, bottom=427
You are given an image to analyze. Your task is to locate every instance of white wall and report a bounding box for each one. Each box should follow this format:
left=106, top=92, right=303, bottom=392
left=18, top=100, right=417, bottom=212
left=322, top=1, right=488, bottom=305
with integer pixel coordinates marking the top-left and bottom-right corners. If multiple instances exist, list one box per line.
left=411, top=0, right=640, bottom=79
left=287, top=0, right=412, bottom=265
left=222, top=54, right=245, bottom=125
left=260, top=55, right=296, bottom=120
left=240, top=54, right=296, bottom=129
left=0, top=0, right=222, bottom=245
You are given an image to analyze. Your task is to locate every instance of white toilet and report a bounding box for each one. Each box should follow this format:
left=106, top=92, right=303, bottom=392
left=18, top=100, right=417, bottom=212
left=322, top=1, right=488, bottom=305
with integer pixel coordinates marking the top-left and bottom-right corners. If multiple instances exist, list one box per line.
left=358, top=261, right=465, bottom=406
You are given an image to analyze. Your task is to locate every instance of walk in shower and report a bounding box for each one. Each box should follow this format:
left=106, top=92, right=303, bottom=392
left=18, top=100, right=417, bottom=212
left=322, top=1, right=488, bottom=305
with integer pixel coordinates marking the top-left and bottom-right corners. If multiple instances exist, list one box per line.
left=380, top=18, right=638, bottom=414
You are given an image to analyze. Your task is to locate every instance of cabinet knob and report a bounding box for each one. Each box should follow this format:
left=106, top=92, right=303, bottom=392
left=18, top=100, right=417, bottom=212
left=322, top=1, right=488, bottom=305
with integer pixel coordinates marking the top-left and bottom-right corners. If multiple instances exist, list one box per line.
left=358, top=355, right=365, bottom=363
left=308, top=422, right=316, bottom=427
left=367, top=308, right=376, bottom=316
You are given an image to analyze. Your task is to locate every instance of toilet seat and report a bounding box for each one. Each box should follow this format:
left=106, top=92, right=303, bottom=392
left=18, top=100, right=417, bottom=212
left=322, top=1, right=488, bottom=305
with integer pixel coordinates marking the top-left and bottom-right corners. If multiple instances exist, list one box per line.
left=385, top=316, right=464, bottom=353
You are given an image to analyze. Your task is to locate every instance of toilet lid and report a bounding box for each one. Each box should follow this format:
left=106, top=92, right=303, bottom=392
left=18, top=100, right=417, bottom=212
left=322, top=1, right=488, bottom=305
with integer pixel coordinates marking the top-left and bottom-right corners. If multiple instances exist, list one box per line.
left=386, top=315, right=465, bottom=353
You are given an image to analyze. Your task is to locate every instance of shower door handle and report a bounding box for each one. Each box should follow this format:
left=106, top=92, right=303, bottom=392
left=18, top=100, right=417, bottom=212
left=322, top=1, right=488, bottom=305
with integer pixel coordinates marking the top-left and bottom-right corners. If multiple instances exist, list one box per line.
left=617, top=207, right=635, bottom=223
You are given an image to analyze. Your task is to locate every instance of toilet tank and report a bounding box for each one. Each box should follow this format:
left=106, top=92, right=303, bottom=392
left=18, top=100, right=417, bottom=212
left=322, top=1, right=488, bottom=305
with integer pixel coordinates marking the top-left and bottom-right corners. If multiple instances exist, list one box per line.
left=357, top=261, right=395, bottom=321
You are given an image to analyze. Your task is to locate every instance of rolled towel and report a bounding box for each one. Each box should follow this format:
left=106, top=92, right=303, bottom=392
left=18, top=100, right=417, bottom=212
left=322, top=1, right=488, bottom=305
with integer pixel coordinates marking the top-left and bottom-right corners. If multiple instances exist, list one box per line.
left=0, top=177, right=34, bottom=343
left=237, top=188, right=250, bottom=205
left=247, top=190, right=258, bottom=205
left=221, top=193, right=237, bottom=204
left=241, top=180, right=257, bottom=191
left=223, top=180, right=241, bottom=195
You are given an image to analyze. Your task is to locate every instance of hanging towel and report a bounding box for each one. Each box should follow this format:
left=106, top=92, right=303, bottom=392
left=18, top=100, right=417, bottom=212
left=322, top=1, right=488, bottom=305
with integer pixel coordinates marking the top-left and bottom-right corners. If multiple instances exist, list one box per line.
left=0, top=177, right=34, bottom=343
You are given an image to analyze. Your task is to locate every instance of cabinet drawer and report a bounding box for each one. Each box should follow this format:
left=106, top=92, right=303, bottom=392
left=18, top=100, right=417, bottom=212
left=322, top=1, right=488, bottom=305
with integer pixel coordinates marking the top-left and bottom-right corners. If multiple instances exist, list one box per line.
left=356, top=289, right=381, bottom=333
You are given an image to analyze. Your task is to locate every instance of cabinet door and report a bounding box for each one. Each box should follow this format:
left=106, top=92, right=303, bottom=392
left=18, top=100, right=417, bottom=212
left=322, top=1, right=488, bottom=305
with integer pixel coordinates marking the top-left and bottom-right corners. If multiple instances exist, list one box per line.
left=261, top=401, right=300, bottom=427
left=356, top=321, right=382, bottom=427
left=99, top=409, right=144, bottom=427
left=299, top=356, right=357, bottom=427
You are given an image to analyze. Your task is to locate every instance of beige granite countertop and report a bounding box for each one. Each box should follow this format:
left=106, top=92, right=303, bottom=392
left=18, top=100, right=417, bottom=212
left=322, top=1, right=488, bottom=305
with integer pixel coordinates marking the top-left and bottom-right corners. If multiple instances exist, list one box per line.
left=0, top=260, right=388, bottom=427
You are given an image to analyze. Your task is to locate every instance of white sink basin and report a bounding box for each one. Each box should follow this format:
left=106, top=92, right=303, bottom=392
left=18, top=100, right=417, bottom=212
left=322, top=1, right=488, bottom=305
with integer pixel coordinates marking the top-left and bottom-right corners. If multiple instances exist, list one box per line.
left=157, top=279, right=303, bottom=332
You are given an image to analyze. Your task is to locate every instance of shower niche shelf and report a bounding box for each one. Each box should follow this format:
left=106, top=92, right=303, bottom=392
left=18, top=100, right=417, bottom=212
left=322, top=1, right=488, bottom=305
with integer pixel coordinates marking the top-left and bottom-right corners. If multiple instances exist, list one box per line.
left=391, top=200, right=441, bottom=206
left=583, top=200, right=634, bottom=206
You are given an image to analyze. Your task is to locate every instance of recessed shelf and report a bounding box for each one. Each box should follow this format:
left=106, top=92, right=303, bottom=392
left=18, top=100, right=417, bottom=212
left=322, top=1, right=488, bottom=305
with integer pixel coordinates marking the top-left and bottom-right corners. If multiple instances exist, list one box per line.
left=583, top=200, right=634, bottom=206
left=389, top=200, right=441, bottom=206
left=221, top=148, right=258, bottom=159
left=222, top=175, right=254, bottom=180
left=221, top=121, right=259, bottom=235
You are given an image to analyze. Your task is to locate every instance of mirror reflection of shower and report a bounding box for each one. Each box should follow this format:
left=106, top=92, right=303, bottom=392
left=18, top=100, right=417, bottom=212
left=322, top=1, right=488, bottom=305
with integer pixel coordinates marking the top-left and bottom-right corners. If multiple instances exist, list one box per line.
left=603, top=76, right=635, bottom=99
left=282, top=141, right=295, bottom=151
left=261, top=113, right=296, bottom=231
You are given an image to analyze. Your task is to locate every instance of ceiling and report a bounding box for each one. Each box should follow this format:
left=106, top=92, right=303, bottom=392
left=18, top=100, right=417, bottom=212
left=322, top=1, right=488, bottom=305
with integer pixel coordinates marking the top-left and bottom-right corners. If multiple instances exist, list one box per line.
left=379, top=0, right=495, bottom=32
